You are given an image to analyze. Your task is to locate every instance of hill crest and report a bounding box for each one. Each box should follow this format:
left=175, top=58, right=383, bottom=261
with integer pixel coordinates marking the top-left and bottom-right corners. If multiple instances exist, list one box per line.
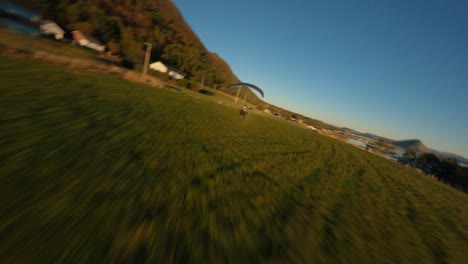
left=392, top=139, right=430, bottom=153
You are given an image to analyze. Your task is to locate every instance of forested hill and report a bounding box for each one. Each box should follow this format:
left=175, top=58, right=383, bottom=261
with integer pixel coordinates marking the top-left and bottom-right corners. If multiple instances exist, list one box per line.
left=30, top=0, right=240, bottom=87
left=207, top=52, right=240, bottom=85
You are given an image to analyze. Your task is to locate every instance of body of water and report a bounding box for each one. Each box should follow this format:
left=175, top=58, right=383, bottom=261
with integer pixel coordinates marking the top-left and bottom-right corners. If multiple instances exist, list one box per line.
left=347, top=138, right=367, bottom=148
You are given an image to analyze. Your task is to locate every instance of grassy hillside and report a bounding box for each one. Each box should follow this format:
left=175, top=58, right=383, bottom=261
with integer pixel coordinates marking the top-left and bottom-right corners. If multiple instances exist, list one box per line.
left=1, top=55, right=467, bottom=263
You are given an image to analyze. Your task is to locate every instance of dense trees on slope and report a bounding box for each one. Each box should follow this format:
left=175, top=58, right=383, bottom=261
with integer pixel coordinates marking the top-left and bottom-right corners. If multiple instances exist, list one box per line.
left=398, top=152, right=468, bottom=192
left=30, top=0, right=239, bottom=88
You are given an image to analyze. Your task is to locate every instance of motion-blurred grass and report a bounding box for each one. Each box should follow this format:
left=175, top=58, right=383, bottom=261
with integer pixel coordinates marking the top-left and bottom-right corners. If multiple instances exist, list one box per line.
left=1, top=55, right=467, bottom=263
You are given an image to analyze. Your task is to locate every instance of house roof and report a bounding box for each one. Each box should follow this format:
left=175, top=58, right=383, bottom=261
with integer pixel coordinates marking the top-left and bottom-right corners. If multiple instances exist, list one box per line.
left=72, top=30, right=103, bottom=45
left=40, top=20, right=64, bottom=34
left=153, top=61, right=185, bottom=76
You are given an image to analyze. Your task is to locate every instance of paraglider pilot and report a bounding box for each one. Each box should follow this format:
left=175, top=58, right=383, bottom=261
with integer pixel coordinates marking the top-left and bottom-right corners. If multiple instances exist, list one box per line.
left=240, top=105, right=247, bottom=119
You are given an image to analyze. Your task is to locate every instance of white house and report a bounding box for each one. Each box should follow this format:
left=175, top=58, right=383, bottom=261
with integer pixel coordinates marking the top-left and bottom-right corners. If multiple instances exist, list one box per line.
left=40, top=20, right=64, bottom=39
left=149, top=61, right=185, bottom=80
left=71, top=30, right=105, bottom=53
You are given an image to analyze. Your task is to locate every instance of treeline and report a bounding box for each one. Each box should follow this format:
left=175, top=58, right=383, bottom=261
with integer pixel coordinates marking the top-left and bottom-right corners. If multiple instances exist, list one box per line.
left=29, top=0, right=239, bottom=87
left=398, top=152, right=468, bottom=192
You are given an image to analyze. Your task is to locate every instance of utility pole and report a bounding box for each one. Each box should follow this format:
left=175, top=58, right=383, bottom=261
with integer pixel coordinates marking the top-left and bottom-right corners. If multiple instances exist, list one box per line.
left=142, top=43, right=152, bottom=76
left=200, top=74, right=205, bottom=90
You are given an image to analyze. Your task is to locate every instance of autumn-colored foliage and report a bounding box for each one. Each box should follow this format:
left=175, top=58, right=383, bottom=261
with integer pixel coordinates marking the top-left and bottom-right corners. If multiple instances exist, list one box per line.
left=31, top=0, right=240, bottom=87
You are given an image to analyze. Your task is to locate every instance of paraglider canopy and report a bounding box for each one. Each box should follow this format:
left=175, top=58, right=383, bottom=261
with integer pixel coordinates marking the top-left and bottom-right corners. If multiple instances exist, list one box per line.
left=228, top=82, right=264, bottom=98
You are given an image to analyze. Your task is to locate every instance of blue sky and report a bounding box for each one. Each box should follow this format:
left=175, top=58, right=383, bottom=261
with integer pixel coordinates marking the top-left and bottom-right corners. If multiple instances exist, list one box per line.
left=173, top=0, right=468, bottom=158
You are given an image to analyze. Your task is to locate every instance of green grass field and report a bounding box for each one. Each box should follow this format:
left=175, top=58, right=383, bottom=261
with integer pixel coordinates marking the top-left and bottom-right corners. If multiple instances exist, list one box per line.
left=1, top=55, right=467, bottom=263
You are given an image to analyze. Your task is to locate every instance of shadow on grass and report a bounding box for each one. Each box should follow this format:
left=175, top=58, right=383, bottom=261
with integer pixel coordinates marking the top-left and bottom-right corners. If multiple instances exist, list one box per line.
left=199, top=89, right=214, bottom=96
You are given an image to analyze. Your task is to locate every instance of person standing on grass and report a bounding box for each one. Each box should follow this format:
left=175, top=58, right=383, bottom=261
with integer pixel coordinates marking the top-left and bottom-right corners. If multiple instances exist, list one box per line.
left=240, top=105, right=247, bottom=119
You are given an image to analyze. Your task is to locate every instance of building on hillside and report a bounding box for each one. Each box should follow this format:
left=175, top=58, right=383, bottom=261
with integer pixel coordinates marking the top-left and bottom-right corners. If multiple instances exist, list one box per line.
left=40, top=20, right=64, bottom=39
left=149, top=61, right=185, bottom=80
left=71, top=30, right=105, bottom=53
left=1, top=1, right=66, bottom=41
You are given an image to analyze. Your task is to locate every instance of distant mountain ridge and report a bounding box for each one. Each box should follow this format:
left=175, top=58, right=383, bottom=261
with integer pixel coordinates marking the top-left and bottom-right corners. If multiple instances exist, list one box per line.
left=430, top=149, right=468, bottom=164
left=340, top=127, right=467, bottom=163
left=390, top=139, right=468, bottom=163
left=391, top=139, right=430, bottom=153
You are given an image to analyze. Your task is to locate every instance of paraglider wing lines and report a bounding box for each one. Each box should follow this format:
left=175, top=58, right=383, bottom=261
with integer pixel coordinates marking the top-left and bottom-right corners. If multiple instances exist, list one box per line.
left=228, top=82, right=264, bottom=98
